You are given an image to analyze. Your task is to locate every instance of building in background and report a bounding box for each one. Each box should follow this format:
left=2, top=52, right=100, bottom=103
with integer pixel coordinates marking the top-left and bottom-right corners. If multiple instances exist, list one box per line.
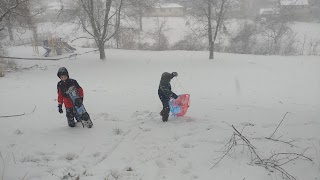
left=279, top=0, right=311, bottom=21
left=147, top=3, right=184, bottom=17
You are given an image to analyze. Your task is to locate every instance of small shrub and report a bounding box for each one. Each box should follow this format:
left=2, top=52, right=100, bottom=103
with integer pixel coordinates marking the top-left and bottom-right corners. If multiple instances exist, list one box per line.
left=64, top=153, right=78, bottom=161
left=171, top=33, right=206, bottom=51
left=113, top=127, right=123, bottom=135
left=227, top=22, right=258, bottom=54
left=105, top=170, right=121, bottom=180
left=0, top=59, right=18, bottom=77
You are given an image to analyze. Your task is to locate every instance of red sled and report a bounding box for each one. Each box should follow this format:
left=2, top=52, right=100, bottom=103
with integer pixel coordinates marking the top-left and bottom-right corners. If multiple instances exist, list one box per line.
left=169, top=94, right=190, bottom=117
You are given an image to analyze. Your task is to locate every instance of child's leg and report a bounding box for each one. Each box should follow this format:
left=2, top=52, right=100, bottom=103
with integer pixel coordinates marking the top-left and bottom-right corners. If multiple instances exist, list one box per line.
left=66, top=108, right=76, bottom=127
left=161, top=100, right=170, bottom=122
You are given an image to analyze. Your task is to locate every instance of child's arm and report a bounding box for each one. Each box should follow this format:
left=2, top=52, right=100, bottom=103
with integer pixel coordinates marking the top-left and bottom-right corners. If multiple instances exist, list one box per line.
left=57, top=88, right=64, bottom=105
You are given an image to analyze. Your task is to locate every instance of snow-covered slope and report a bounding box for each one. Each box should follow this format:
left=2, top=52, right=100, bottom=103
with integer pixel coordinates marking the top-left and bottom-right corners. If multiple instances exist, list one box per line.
left=0, top=47, right=319, bottom=180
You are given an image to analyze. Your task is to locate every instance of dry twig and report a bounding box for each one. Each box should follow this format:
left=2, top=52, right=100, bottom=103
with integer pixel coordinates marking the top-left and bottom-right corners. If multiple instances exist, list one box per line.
left=265, top=137, right=297, bottom=148
left=0, top=106, right=36, bottom=118
left=211, top=125, right=313, bottom=180
left=269, top=112, right=289, bottom=139
left=265, top=112, right=297, bottom=147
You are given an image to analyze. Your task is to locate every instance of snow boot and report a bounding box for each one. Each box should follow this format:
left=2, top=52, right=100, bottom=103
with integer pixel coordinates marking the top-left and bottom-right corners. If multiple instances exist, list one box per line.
left=162, top=116, right=168, bottom=122
left=67, top=118, right=76, bottom=127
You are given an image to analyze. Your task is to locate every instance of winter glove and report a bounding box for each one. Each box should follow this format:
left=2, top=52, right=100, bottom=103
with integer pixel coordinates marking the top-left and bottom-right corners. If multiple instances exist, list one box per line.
left=58, top=104, right=63, bottom=114
left=172, top=93, right=178, bottom=99
left=74, top=97, right=83, bottom=107
left=171, top=72, right=178, bottom=78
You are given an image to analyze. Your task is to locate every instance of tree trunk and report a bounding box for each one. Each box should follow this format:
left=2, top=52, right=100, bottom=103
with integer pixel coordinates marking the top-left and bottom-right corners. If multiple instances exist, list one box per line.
left=31, top=25, right=38, bottom=43
left=209, top=42, right=214, bottom=59
left=208, top=0, right=214, bottom=59
left=98, top=43, right=106, bottom=60
left=8, top=25, right=13, bottom=41
left=6, top=17, right=14, bottom=41
left=139, top=15, right=143, bottom=31
left=138, top=4, right=143, bottom=31
left=138, top=30, right=142, bottom=49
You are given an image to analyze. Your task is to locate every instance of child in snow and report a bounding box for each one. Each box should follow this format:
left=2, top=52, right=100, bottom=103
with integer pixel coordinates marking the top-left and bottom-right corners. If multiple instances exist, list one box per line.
left=158, top=72, right=179, bottom=122
left=57, top=67, right=84, bottom=127
left=43, top=40, right=51, bottom=57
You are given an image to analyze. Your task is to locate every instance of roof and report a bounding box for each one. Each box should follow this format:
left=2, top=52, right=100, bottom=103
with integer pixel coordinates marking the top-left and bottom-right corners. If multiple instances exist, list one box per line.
left=47, top=2, right=62, bottom=10
left=154, top=3, right=183, bottom=8
left=259, top=8, right=280, bottom=15
left=280, top=0, right=308, bottom=6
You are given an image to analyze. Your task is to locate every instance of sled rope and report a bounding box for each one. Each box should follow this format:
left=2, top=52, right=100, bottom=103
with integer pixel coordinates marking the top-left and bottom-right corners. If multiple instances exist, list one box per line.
left=175, top=78, right=187, bottom=93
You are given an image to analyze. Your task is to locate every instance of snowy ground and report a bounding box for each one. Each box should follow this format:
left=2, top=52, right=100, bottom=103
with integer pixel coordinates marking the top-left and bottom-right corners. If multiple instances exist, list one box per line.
left=0, top=46, right=319, bottom=180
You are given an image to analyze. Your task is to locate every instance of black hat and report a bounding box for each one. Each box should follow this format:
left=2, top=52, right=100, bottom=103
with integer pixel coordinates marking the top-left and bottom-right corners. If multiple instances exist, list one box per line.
left=57, top=67, right=69, bottom=78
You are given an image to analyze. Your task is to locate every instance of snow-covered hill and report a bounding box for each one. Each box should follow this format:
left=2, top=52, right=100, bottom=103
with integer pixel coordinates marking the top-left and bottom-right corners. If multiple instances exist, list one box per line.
left=0, top=47, right=319, bottom=180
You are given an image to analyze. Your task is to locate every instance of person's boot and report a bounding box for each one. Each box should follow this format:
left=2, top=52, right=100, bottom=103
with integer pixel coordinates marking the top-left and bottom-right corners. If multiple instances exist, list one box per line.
left=160, top=110, right=164, bottom=116
left=67, top=118, right=76, bottom=127
left=162, top=115, right=168, bottom=122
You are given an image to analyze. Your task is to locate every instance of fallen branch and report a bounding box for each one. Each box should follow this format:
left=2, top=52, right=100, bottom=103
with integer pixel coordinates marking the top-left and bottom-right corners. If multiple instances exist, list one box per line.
left=20, top=65, right=38, bottom=70
left=0, top=106, right=36, bottom=118
left=265, top=112, right=297, bottom=147
left=232, top=125, right=263, bottom=164
left=269, top=112, right=289, bottom=139
left=265, top=137, right=297, bottom=148
left=313, top=143, right=320, bottom=170
left=211, top=125, right=312, bottom=180
left=70, top=36, right=94, bottom=43
left=210, top=133, right=236, bottom=169
left=21, top=172, right=28, bottom=180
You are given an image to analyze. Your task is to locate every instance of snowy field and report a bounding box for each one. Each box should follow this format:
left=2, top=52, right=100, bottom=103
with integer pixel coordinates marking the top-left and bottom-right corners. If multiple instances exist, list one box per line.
left=4, top=17, right=320, bottom=50
left=0, top=46, right=320, bottom=180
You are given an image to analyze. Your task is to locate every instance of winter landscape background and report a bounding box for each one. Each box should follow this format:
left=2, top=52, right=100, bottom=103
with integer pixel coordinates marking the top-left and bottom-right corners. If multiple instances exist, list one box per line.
left=1, top=0, right=320, bottom=180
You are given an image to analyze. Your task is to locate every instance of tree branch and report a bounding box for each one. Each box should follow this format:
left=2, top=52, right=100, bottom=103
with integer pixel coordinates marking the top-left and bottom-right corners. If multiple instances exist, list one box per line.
left=0, top=106, right=36, bottom=118
left=0, top=0, right=29, bottom=22
left=269, top=112, right=289, bottom=139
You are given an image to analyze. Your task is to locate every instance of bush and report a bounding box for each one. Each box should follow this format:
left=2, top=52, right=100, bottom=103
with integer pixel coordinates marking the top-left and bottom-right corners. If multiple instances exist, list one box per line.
left=171, top=33, right=206, bottom=51
left=227, top=22, right=258, bottom=54
left=0, top=59, right=18, bottom=77
left=151, top=32, right=169, bottom=51
left=116, top=28, right=139, bottom=50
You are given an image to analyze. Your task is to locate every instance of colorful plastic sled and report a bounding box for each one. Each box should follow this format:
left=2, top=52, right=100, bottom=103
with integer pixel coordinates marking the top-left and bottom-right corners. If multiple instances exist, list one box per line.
left=169, top=94, right=190, bottom=117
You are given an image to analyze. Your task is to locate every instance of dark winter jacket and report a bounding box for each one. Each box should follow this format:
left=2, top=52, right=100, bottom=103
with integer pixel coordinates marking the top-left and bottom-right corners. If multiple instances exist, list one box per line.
left=43, top=40, right=50, bottom=49
left=57, top=78, right=83, bottom=108
left=158, top=72, right=178, bottom=101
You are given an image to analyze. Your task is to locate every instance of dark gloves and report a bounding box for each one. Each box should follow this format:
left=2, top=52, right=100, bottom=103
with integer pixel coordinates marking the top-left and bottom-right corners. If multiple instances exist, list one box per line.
left=172, top=93, right=178, bottom=99
left=171, top=72, right=178, bottom=78
left=58, top=104, right=63, bottom=114
left=74, top=97, right=83, bottom=107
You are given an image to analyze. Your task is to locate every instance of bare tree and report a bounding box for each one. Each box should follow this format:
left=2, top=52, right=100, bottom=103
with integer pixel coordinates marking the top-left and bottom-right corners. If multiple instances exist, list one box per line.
left=257, top=9, right=293, bottom=55
left=126, top=0, right=155, bottom=31
left=0, top=0, right=30, bottom=33
left=68, top=0, right=124, bottom=60
left=0, top=0, right=43, bottom=44
left=308, top=38, right=320, bottom=55
left=148, top=17, right=169, bottom=51
left=187, top=0, right=233, bottom=59
left=229, top=22, right=257, bottom=54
